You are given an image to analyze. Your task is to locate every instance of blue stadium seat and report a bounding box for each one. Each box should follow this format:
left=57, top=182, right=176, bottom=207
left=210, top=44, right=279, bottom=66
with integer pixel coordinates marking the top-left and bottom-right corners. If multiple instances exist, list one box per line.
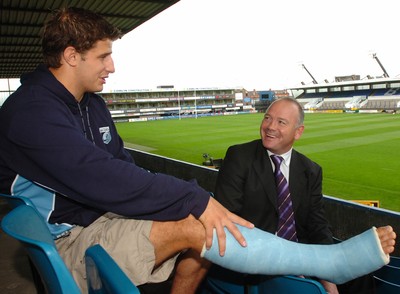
left=1, top=205, right=80, bottom=294
left=1, top=199, right=141, bottom=294
left=374, top=276, right=400, bottom=294
left=200, top=275, right=247, bottom=294
left=0, top=193, right=45, bottom=292
left=200, top=274, right=326, bottom=294
left=0, top=192, right=35, bottom=209
left=373, top=264, right=400, bottom=285
left=389, top=256, right=400, bottom=267
left=373, top=260, right=400, bottom=294
left=255, top=275, right=327, bottom=294
left=85, top=244, right=140, bottom=294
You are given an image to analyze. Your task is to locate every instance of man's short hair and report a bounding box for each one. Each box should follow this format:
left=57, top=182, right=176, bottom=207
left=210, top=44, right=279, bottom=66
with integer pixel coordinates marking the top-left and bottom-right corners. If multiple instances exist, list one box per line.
left=42, top=7, right=122, bottom=68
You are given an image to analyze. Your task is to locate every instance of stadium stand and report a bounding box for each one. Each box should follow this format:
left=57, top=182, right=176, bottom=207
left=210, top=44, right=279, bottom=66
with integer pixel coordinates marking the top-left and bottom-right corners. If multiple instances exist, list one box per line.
left=295, top=82, right=400, bottom=112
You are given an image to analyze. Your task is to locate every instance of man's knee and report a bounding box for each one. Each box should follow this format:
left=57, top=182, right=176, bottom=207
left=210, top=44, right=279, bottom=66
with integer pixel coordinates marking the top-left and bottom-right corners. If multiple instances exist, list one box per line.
left=150, top=216, right=205, bottom=254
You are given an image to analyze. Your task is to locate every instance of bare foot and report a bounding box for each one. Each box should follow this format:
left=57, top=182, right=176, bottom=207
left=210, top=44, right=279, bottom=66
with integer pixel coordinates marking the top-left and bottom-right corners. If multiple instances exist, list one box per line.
left=377, top=226, right=396, bottom=254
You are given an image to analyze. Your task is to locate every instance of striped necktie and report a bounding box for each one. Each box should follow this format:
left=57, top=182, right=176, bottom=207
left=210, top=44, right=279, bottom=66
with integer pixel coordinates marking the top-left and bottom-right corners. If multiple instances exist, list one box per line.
left=270, top=155, right=298, bottom=242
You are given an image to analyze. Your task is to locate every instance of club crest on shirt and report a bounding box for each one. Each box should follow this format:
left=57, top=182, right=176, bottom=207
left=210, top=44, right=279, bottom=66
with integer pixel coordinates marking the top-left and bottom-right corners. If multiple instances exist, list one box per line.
left=99, top=126, right=111, bottom=144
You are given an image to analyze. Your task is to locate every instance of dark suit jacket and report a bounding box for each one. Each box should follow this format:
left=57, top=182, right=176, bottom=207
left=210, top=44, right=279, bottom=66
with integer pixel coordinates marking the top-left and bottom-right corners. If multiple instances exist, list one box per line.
left=215, top=139, right=333, bottom=245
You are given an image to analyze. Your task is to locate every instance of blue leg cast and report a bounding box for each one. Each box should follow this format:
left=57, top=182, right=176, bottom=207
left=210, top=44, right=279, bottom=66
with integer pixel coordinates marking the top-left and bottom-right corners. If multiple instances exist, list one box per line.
left=201, top=226, right=389, bottom=284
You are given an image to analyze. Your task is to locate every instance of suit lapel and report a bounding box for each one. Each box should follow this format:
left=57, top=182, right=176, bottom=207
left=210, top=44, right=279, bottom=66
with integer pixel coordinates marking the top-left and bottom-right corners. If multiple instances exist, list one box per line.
left=289, top=150, right=307, bottom=212
left=252, top=141, right=279, bottom=213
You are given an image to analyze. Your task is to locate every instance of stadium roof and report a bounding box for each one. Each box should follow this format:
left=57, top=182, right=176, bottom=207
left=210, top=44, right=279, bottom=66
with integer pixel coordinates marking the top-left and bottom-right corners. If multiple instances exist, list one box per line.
left=0, top=0, right=180, bottom=79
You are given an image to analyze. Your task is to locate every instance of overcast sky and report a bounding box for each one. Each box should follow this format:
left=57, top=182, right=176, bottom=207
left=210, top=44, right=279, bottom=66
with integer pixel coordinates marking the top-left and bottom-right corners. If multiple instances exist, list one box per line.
left=2, top=0, right=399, bottom=92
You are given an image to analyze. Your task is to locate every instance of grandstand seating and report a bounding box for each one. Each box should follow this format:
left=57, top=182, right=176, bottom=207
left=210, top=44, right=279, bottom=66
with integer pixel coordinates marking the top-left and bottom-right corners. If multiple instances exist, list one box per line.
left=366, top=98, right=398, bottom=109
left=298, top=87, right=400, bottom=111
left=303, top=98, right=324, bottom=109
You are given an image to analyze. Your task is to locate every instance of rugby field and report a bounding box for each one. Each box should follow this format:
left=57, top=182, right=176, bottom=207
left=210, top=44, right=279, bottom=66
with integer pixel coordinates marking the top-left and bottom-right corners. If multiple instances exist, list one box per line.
left=116, top=112, right=400, bottom=211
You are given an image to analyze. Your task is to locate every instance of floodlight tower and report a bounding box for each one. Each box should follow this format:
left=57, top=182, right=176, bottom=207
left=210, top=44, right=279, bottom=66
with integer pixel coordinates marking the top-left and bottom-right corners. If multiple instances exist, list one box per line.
left=372, top=53, right=389, bottom=78
left=301, top=64, right=318, bottom=84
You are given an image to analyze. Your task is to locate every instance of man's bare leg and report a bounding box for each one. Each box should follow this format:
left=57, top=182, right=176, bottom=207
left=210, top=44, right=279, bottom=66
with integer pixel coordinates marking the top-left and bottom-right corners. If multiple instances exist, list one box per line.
left=170, top=249, right=211, bottom=294
left=147, top=213, right=396, bottom=292
left=201, top=225, right=396, bottom=285
left=149, top=215, right=208, bottom=293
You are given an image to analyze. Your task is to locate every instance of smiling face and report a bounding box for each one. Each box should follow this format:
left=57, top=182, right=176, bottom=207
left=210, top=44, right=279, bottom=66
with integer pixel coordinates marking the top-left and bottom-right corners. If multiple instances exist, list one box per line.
left=75, top=39, right=115, bottom=94
left=260, top=99, right=304, bottom=155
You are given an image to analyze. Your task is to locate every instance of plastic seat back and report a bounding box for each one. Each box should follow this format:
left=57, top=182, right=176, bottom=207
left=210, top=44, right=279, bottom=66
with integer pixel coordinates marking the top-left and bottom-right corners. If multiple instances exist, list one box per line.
left=1, top=205, right=80, bottom=294
left=200, top=275, right=245, bottom=294
left=0, top=192, right=35, bottom=209
left=0, top=193, right=46, bottom=292
left=374, top=264, right=400, bottom=281
left=373, top=263, right=400, bottom=293
left=201, top=274, right=326, bottom=294
left=389, top=256, right=400, bottom=267
left=85, top=244, right=140, bottom=294
left=256, top=275, right=327, bottom=294
left=374, top=276, right=400, bottom=294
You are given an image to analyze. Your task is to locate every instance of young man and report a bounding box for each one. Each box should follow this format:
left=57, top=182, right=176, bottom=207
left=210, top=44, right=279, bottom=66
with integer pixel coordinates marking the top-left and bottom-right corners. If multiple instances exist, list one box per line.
left=0, top=7, right=395, bottom=294
left=0, top=7, right=250, bottom=292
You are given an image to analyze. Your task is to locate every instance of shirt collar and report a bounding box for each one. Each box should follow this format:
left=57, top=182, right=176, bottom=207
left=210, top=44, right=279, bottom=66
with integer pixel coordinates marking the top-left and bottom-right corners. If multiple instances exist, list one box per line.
left=267, top=149, right=293, bottom=168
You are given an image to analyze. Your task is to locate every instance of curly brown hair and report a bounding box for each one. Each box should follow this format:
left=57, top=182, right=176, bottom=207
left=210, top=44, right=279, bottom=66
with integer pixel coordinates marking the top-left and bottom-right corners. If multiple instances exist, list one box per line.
left=42, top=7, right=122, bottom=68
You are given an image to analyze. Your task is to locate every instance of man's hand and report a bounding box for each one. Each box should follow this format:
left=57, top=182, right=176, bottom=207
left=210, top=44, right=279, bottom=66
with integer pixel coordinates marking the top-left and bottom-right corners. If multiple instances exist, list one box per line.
left=198, top=197, right=254, bottom=256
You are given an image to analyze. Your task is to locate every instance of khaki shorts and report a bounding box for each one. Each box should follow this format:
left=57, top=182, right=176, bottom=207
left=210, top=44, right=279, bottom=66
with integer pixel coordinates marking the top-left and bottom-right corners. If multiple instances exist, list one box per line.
left=56, top=213, right=178, bottom=292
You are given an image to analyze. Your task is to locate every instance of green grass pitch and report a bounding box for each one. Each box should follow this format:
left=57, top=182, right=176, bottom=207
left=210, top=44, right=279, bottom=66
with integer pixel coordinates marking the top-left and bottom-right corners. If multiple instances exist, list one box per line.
left=116, top=112, right=400, bottom=212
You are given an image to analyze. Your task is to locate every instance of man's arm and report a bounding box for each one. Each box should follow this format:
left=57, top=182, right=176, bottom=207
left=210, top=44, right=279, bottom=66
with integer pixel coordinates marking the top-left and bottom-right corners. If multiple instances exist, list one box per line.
left=6, top=97, right=210, bottom=221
